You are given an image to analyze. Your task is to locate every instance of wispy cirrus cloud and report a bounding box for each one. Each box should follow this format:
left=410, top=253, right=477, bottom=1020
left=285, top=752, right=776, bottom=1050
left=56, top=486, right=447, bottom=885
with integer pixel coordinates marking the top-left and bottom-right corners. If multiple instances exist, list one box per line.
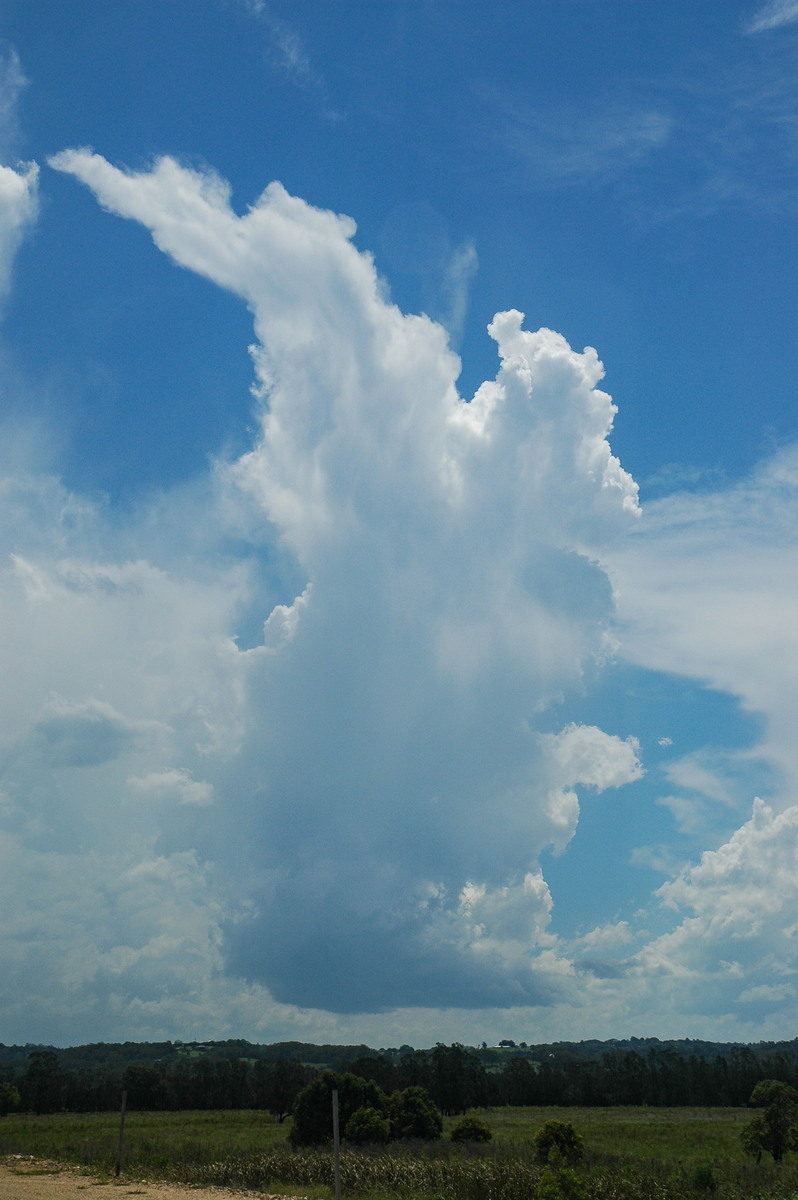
left=0, top=43, right=27, bottom=157
left=483, top=32, right=798, bottom=222
left=487, top=89, right=671, bottom=186
left=241, top=0, right=316, bottom=88
left=745, top=0, right=798, bottom=33
left=377, top=200, right=479, bottom=346
left=237, top=0, right=341, bottom=119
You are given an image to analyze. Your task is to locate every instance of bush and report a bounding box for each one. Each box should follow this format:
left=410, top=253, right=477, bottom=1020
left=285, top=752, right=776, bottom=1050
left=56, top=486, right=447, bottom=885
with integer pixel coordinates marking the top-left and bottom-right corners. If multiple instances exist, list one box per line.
left=536, top=1147, right=587, bottom=1200
left=389, top=1085, right=443, bottom=1141
left=534, top=1119, right=584, bottom=1165
left=450, top=1115, right=492, bottom=1143
left=692, top=1163, right=717, bottom=1191
left=344, top=1105, right=391, bottom=1144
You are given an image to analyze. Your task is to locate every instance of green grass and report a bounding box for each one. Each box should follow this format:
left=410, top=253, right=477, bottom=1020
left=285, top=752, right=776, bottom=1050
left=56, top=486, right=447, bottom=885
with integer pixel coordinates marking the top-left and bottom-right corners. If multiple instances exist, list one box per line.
left=3, top=1107, right=798, bottom=1200
left=0, top=1108, right=289, bottom=1164
left=469, top=1105, right=754, bottom=1163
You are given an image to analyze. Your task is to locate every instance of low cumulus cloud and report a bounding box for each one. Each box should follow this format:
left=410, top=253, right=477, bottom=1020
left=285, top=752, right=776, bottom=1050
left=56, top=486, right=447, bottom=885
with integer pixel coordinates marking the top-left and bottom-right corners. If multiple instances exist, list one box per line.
left=129, top=769, right=215, bottom=808
left=625, top=800, right=798, bottom=1029
left=543, top=794, right=798, bottom=1039
left=33, top=697, right=143, bottom=768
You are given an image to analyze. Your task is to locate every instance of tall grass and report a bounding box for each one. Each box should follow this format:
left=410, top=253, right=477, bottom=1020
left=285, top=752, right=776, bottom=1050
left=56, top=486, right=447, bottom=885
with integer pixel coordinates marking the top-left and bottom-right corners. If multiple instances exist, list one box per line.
left=3, top=1107, right=798, bottom=1200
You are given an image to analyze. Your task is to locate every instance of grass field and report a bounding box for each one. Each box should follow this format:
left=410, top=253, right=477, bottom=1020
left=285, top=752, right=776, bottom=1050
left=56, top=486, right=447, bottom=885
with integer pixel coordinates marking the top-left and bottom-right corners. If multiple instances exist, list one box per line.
left=2, top=1106, right=797, bottom=1200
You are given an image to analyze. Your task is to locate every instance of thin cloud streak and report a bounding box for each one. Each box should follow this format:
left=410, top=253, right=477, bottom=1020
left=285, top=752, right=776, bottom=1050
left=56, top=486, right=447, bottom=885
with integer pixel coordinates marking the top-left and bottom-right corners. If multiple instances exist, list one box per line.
left=745, top=0, right=798, bottom=33
left=486, top=89, right=671, bottom=186
left=238, top=0, right=341, bottom=119
left=0, top=43, right=27, bottom=157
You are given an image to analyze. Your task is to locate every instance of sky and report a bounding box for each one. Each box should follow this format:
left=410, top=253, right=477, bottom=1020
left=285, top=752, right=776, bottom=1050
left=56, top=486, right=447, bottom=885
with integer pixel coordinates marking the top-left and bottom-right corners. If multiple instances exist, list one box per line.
left=1, top=0, right=798, bottom=1049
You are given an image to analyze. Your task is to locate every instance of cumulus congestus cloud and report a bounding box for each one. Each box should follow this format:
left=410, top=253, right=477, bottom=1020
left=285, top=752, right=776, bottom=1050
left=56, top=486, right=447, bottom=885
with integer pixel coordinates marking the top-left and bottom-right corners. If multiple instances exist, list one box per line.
left=46, top=150, right=643, bottom=1014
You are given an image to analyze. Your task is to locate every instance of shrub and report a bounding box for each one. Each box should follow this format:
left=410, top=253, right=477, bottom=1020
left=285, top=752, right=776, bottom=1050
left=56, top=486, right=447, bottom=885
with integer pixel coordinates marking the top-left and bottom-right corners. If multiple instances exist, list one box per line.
left=692, top=1163, right=717, bottom=1191
left=536, top=1147, right=587, bottom=1200
left=388, top=1085, right=443, bottom=1141
left=450, top=1115, right=492, bottom=1143
left=534, top=1119, right=584, bottom=1165
left=344, top=1105, right=391, bottom=1144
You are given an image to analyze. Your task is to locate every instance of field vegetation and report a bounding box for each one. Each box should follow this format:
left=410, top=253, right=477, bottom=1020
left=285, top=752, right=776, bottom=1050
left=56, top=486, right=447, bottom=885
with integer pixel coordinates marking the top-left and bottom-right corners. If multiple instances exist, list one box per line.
left=3, top=1104, right=798, bottom=1200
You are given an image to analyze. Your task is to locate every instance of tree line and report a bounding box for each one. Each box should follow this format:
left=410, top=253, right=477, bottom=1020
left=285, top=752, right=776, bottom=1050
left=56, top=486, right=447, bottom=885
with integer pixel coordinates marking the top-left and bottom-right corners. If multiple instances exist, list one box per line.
left=3, top=1040, right=798, bottom=1116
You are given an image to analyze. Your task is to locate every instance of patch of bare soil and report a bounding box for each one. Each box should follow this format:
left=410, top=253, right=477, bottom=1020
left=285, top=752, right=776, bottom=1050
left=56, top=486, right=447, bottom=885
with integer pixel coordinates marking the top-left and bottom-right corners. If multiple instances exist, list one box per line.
left=0, top=1159, right=306, bottom=1200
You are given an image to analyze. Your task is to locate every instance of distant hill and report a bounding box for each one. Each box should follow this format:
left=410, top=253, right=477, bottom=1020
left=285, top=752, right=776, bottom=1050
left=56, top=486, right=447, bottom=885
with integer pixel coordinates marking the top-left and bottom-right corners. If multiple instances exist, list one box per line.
left=0, top=1039, right=375, bottom=1073
left=3, top=1034, right=798, bottom=1072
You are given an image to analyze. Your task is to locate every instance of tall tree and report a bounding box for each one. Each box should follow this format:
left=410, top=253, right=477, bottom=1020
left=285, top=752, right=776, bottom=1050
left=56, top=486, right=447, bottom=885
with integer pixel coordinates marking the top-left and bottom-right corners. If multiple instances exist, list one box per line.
left=22, top=1050, right=63, bottom=1114
left=741, top=1080, right=798, bottom=1164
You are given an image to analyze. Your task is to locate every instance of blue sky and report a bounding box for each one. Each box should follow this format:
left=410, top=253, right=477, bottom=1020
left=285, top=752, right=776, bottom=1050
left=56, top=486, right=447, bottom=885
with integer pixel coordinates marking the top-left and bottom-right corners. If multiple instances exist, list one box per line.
left=1, top=0, right=798, bottom=1047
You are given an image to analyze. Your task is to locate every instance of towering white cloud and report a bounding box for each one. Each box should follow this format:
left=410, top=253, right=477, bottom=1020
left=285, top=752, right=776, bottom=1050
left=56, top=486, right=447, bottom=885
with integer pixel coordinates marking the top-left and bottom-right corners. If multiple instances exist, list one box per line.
left=1, top=147, right=793, bottom=1041
left=34, top=150, right=642, bottom=1016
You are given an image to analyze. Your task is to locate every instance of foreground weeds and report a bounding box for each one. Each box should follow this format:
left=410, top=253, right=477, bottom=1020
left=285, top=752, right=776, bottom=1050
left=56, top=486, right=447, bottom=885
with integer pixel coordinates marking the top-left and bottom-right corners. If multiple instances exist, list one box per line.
left=157, top=1147, right=798, bottom=1200
left=4, top=1109, right=798, bottom=1200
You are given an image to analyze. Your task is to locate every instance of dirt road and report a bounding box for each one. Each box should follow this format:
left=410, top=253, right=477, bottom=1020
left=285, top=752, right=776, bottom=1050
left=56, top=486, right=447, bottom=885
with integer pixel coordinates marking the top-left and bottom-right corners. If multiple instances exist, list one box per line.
left=0, top=1159, right=305, bottom=1200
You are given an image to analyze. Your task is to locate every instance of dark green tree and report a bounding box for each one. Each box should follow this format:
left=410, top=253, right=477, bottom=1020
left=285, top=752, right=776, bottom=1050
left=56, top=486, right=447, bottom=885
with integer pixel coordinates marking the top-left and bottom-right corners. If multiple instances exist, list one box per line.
left=499, top=1056, right=538, bottom=1106
left=0, top=1081, right=20, bottom=1116
left=346, top=1055, right=397, bottom=1091
left=388, top=1086, right=442, bottom=1140
left=290, top=1071, right=386, bottom=1146
left=741, top=1079, right=798, bottom=1163
left=534, top=1119, right=585, bottom=1165
left=22, top=1050, right=63, bottom=1114
left=122, top=1063, right=169, bottom=1110
left=252, top=1058, right=310, bottom=1123
left=429, top=1043, right=486, bottom=1115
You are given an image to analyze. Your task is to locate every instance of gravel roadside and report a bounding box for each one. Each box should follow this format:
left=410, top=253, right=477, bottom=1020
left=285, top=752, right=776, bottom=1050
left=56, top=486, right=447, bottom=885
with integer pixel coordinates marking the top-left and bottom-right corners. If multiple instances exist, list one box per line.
left=0, top=1159, right=307, bottom=1200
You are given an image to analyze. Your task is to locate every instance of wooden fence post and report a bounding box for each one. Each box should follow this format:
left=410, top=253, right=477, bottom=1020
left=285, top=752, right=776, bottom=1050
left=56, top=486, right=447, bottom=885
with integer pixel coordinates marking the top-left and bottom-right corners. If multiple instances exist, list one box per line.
left=115, top=1089, right=127, bottom=1177
left=332, top=1088, right=341, bottom=1200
